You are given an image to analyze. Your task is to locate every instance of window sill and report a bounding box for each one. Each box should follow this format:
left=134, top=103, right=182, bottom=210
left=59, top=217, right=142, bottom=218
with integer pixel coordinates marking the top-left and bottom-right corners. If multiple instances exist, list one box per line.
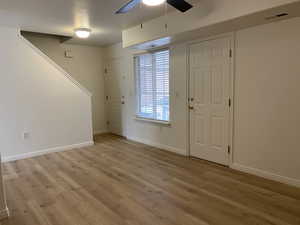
left=134, top=116, right=171, bottom=126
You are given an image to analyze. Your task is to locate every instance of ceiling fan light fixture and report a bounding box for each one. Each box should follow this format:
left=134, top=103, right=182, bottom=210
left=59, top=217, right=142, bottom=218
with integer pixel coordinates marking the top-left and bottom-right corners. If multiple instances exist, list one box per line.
left=115, top=0, right=192, bottom=14
left=75, top=28, right=91, bottom=38
left=142, top=0, right=166, bottom=6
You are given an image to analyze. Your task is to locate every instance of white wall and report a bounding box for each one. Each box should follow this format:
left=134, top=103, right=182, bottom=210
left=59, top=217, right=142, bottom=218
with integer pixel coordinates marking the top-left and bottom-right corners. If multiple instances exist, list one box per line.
left=0, top=27, right=93, bottom=161
left=22, top=34, right=107, bottom=134
left=105, top=17, right=300, bottom=186
left=233, top=17, right=300, bottom=183
left=104, top=43, right=188, bottom=155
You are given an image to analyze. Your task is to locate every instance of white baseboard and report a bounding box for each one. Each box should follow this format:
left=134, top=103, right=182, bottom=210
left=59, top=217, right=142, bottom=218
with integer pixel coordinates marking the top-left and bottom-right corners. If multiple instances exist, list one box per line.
left=2, top=141, right=94, bottom=162
left=231, top=163, right=300, bottom=188
left=0, top=207, right=9, bottom=220
left=126, top=136, right=187, bottom=156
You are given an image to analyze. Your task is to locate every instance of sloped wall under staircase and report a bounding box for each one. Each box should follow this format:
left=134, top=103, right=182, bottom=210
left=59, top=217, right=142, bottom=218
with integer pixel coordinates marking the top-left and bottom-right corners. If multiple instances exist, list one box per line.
left=0, top=27, right=93, bottom=161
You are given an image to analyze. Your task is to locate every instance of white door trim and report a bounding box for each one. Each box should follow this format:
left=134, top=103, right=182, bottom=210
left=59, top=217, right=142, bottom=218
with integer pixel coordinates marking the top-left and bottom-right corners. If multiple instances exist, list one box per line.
left=186, top=33, right=235, bottom=166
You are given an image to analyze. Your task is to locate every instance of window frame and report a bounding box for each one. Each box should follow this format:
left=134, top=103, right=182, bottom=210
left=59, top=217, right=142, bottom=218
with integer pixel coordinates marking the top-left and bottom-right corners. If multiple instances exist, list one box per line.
left=134, top=48, right=171, bottom=125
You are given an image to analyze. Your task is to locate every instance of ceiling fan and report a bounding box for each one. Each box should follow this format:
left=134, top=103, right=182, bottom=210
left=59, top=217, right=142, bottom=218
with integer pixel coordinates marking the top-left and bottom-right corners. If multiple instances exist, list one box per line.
left=115, top=0, right=193, bottom=14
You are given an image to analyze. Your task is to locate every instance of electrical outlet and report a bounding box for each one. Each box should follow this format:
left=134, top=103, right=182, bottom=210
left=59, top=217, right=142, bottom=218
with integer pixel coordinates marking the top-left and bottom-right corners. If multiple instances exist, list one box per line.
left=23, top=132, right=30, bottom=139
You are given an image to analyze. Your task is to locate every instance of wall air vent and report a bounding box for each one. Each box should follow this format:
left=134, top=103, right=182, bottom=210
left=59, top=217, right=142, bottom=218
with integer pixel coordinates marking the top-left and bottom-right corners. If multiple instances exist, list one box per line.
left=265, top=13, right=288, bottom=20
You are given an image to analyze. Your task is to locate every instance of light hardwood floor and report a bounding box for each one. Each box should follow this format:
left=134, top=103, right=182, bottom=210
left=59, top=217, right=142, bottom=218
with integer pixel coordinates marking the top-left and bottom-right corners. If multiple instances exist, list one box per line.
left=1, top=133, right=300, bottom=225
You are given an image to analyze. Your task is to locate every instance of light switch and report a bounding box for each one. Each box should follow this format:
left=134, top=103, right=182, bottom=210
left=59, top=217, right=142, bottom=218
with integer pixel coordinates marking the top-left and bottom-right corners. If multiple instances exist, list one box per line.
left=65, top=50, right=73, bottom=58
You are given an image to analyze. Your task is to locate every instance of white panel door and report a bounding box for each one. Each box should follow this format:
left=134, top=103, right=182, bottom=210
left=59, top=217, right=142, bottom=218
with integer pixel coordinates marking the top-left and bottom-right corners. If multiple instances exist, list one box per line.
left=189, top=37, right=231, bottom=165
left=105, top=58, right=127, bottom=136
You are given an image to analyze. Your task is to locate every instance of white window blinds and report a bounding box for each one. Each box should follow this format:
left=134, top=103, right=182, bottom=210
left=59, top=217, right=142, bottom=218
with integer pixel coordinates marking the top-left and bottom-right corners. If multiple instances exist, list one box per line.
left=134, top=49, right=170, bottom=122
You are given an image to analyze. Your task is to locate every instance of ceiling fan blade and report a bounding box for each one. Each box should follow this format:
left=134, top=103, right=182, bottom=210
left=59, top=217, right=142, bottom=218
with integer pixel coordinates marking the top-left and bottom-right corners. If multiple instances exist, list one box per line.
left=115, top=0, right=142, bottom=14
left=167, top=0, right=193, bottom=12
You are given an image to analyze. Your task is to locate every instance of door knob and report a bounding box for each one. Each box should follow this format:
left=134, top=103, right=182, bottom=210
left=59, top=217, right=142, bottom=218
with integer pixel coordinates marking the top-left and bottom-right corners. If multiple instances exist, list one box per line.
left=189, top=106, right=194, bottom=110
left=121, top=101, right=125, bottom=104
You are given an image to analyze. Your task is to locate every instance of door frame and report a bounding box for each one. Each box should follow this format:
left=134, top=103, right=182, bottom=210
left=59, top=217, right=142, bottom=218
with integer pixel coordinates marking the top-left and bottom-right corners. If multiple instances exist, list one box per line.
left=104, top=56, right=128, bottom=137
left=186, top=33, right=235, bottom=166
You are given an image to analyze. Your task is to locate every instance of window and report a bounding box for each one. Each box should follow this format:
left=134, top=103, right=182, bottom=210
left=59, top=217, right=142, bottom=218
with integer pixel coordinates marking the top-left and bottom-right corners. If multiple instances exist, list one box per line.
left=134, top=49, right=170, bottom=122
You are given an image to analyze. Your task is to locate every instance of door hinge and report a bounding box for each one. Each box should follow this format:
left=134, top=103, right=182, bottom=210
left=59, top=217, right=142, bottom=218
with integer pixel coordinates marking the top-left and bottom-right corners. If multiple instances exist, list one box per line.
left=104, top=68, right=108, bottom=74
left=228, top=98, right=232, bottom=107
left=229, top=49, right=232, bottom=58
left=106, top=96, right=109, bottom=100
left=227, top=145, right=231, bottom=154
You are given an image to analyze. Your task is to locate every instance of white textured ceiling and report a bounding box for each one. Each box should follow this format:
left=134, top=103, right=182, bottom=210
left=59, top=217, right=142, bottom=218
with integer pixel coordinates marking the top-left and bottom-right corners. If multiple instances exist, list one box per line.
left=0, top=0, right=198, bottom=46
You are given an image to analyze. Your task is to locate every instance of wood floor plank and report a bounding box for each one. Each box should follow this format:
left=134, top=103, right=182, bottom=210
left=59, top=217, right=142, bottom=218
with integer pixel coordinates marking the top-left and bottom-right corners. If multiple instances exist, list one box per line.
left=1, top=133, right=300, bottom=225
